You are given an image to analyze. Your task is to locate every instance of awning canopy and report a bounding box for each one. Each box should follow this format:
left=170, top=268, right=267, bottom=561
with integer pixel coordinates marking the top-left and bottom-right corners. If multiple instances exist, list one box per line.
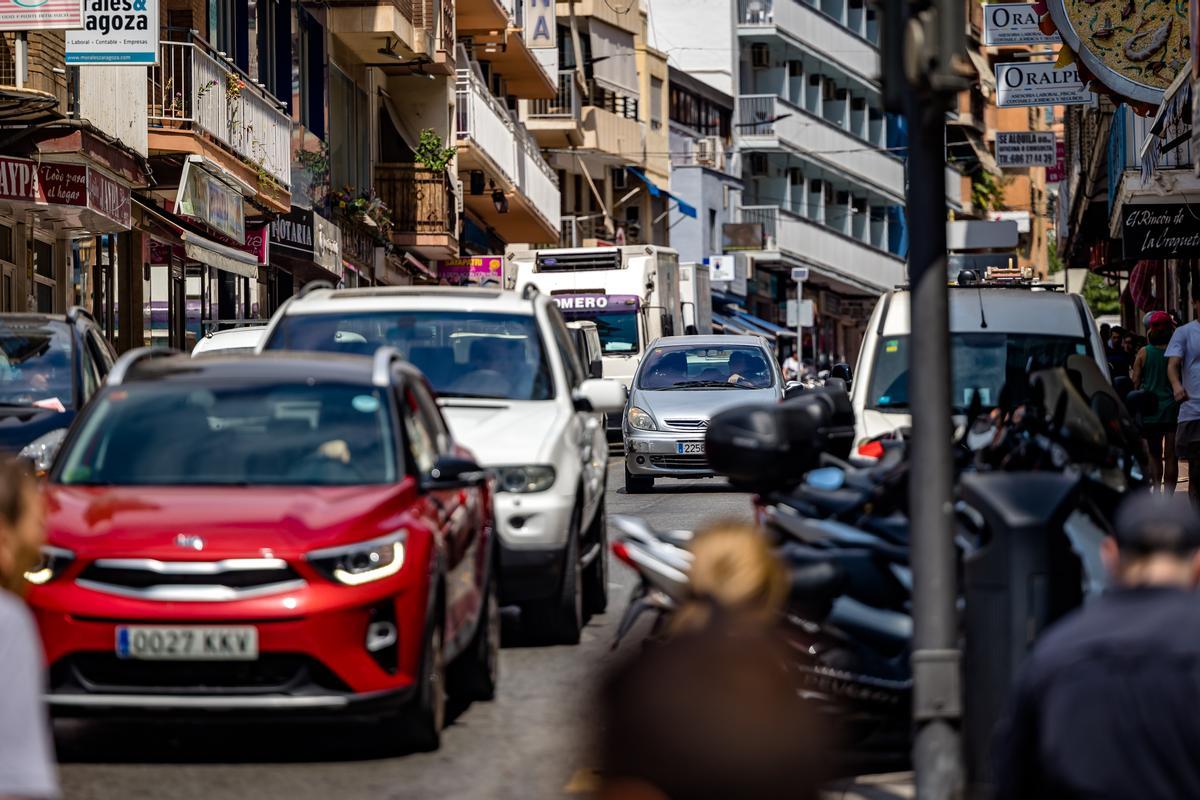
left=733, top=310, right=797, bottom=338
left=713, top=312, right=754, bottom=335
left=179, top=231, right=259, bottom=279
left=625, top=167, right=698, bottom=218
left=967, top=50, right=996, bottom=98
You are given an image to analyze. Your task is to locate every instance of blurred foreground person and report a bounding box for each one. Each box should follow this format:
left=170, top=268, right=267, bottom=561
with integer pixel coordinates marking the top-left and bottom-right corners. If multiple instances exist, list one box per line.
left=0, top=457, right=58, bottom=799
left=598, top=523, right=822, bottom=800
left=993, top=491, right=1200, bottom=800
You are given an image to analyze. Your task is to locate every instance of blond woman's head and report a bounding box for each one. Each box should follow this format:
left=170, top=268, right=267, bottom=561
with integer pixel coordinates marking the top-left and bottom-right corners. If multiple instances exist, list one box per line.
left=671, top=522, right=787, bottom=635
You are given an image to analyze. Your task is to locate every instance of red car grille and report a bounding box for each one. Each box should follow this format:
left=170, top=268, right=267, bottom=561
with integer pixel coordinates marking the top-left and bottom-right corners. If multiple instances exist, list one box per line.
left=51, top=653, right=352, bottom=695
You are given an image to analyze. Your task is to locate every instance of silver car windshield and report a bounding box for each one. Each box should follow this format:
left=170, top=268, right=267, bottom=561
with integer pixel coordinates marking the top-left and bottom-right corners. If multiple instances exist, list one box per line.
left=639, top=345, right=776, bottom=390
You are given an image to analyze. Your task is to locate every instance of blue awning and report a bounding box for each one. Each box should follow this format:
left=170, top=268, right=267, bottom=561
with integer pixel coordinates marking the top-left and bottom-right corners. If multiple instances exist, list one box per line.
left=625, top=167, right=697, bottom=218
left=713, top=312, right=754, bottom=335
left=734, top=310, right=798, bottom=338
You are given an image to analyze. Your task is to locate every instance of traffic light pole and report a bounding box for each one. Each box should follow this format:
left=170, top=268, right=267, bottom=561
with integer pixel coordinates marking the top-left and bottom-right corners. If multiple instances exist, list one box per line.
left=905, top=83, right=964, bottom=799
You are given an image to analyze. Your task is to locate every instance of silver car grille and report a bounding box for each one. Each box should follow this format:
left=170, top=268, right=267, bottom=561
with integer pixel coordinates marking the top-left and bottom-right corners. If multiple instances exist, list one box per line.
left=76, top=558, right=305, bottom=602
left=663, top=418, right=709, bottom=430
left=649, top=454, right=709, bottom=469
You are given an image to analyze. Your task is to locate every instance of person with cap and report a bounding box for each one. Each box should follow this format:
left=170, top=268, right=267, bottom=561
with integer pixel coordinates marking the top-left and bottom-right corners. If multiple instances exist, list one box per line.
left=1133, top=311, right=1180, bottom=492
left=993, top=491, right=1200, bottom=800
left=1167, top=294, right=1200, bottom=501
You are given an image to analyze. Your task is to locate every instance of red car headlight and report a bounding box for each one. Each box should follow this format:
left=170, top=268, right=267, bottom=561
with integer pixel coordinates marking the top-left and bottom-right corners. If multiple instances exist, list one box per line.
left=307, top=531, right=407, bottom=586
left=25, top=545, right=74, bottom=585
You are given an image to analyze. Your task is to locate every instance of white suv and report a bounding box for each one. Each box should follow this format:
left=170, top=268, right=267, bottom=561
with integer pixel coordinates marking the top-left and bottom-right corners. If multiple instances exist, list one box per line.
left=259, top=285, right=626, bottom=644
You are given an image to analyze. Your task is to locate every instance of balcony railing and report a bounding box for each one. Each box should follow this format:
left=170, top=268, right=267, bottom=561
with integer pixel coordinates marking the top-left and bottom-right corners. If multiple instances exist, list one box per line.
left=517, top=122, right=561, bottom=231
left=587, top=79, right=638, bottom=120
left=414, top=0, right=455, bottom=54
left=148, top=35, right=291, bottom=187
left=737, top=0, right=879, bottom=80
left=560, top=215, right=609, bottom=247
left=528, top=70, right=580, bottom=119
left=339, top=217, right=377, bottom=270
left=376, top=164, right=458, bottom=238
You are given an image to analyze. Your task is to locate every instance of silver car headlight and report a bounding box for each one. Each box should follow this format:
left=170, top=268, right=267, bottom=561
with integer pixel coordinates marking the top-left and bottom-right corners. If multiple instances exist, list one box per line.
left=627, top=406, right=657, bottom=431
left=19, top=428, right=68, bottom=475
left=25, top=545, right=75, bottom=585
left=493, top=465, right=556, bottom=493
left=307, top=530, right=407, bottom=586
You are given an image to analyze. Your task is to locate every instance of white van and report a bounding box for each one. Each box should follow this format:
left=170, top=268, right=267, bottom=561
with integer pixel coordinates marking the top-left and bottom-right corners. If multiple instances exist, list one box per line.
left=851, top=281, right=1110, bottom=452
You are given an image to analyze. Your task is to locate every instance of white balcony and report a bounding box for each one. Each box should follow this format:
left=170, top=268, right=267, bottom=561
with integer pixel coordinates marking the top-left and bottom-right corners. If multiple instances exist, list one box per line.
left=456, top=67, right=560, bottom=241
left=148, top=37, right=291, bottom=188
left=739, top=94, right=903, bottom=200
left=738, top=0, right=879, bottom=85
left=739, top=204, right=904, bottom=291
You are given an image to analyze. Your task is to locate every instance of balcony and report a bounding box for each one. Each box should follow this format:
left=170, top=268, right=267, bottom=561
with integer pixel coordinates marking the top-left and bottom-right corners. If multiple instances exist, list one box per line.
left=582, top=81, right=642, bottom=161
left=456, top=0, right=507, bottom=33
left=324, top=0, right=416, bottom=64
left=0, top=32, right=67, bottom=121
left=739, top=205, right=904, bottom=291
left=560, top=214, right=612, bottom=247
left=376, top=163, right=459, bottom=258
left=525, top=70, right=583, bottom=147
left=413, top=0, right=456, bottom=74
left=739, top=94, right=903, bottom=200
left=455, top=67, right=559, bottom=242
left=148, top=35, right=291, bottom=208
left=738, top=0, right=879, bottom=85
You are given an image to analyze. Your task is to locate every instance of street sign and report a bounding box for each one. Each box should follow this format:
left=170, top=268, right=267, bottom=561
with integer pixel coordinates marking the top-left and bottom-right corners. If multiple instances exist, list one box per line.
left=707, top=254, right=735, bottom=282
left=994, top=132, right=1057, bottom=168
left=982, top=4, right=1060, bottom=46
left=790, top=266, right=809, bottom=282
left=785, top=299, right=814, bottom=327
left=995, top=62, right=1092, bottom=108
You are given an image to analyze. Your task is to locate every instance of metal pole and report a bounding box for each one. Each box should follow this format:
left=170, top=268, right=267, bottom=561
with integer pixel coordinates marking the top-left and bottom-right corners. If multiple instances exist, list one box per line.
left=14, top=31, right=27, bottom=89
left=906, top=74, right=963, bottom=799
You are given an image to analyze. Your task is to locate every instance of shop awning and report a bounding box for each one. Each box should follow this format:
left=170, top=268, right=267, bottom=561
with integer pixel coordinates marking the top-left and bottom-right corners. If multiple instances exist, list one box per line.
left=733, top=310, right=798, bottom=338
left=625, top=167, right=698, bottom=218
left=713, top=312, right=754, bottom=335
left=1139, top=63, right=1192, bottom=168
left=179, top=231, right=259, bottom=280
left=967, top=50, right=996, bottom=98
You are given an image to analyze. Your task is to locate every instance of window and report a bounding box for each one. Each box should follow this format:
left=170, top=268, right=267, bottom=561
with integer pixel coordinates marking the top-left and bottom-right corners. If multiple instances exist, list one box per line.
left=650, top=77, right=663, bottom=130
left=709, top=209, right=718, bottom=254
left=329, top=66, right=369, bottom=193
left=546, top=308, right=584, bottom=389
left=638, top=344, right=776, bottom=390
left=0, top=319, right=76, bottom=407
left=402, top=387, right=438, bottom=473
left=292, top=8, right=325, bottom=132
left=58, top=382, right=400, bottom=486
left=33, top=239, right=55, bottom=313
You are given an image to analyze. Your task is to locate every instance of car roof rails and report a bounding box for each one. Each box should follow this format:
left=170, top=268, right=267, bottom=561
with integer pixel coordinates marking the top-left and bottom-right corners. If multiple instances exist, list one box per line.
left=66, top=306, right=96, bottom=325
left=299, top=280, right=336, bottom=298
left=372, top=346, right=404, bottom=387
left=521, top=283, right=540, bottom=301
left=108, top=347, right=182, bottom=386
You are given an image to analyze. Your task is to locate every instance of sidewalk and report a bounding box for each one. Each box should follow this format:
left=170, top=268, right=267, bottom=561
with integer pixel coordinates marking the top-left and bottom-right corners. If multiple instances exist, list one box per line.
left=824, top=772, right=914, bottom=799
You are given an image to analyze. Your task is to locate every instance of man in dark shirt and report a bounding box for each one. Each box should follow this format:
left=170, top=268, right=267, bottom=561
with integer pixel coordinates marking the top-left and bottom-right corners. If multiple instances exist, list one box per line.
left=993, top=492, right=1200, bottom=800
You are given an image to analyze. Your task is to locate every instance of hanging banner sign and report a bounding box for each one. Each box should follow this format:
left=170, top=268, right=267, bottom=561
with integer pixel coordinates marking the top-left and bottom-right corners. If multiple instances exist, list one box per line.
left=0, top=0, right=82, bottom=30
left=175, top=161, right=245, bottom=243
left=437, top=257, right=507, bottom=287
left=66, top=0, right=159, bottom=64
left=1045, top=141, right=1066, bottom=182
left=525, top=0, right=556, bottom=48
left=995, top=62, right=1092, bottom=107
left=995, top=131, right=1058, bottom=167
left=1122, top=204, right=1200, bottom=259
left=982, top=4, right=1060, bottom=46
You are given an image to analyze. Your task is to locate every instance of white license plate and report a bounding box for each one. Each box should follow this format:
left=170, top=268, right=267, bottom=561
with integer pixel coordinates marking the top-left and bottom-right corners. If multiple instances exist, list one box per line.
left=676, top=441, right=705, bottom=455
left=115, top=626, right=258, bottom=661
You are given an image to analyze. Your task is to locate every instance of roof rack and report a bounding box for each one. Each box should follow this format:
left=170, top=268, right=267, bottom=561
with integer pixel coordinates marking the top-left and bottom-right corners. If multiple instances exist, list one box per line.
left=66, top=306, right=96, bottom=325
left=108, top=347, right=182, bottom=386
left=299, top=280, right=336, bottom=297
left=372, top=347, right=404, bottom=387
left=521, top=283, right=540, bottom=300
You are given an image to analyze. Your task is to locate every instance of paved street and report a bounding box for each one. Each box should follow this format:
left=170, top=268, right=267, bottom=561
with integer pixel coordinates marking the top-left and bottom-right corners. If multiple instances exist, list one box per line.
left=54, top=460, right=752, bottom=800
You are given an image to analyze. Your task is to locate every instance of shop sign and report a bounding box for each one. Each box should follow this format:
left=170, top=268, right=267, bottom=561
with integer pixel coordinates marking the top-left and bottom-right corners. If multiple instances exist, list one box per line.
left=553, top=294, right=640, bottom=315
left=0, top=156, right=129, bottom=227
left=995, top=62, right=1092, bottom=108
left=437, top=256, right=505, bottom=287
left=270, top=208, right=315, bottom=259
left=84, top=166, right=130, bottom=227
left=707, top=255, right=735, bottom=281
left=982, top=4, right=1059, bottom=46
left=1045, top=0, right=1187, bottom=106
left=1046, top=141, right=1066, bottom=182
left=1122, top=203, right=1200, bottom=259
left=66, top=0, right=159, bottom=64
left=176, top=161, right=245, bottom=243
left=995, top=131, right=1058, bottom=167
left=313, top=212, right=341, bottom=274
left=526, top=0, right=555, bottom=48
left=240, top=221, right=269, bottom=264
left=0, top=0, right=83, bottom=31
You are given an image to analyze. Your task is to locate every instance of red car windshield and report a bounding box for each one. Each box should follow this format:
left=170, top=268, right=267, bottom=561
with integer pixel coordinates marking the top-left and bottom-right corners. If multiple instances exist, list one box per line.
left=57, top=382, right=400, bottom=486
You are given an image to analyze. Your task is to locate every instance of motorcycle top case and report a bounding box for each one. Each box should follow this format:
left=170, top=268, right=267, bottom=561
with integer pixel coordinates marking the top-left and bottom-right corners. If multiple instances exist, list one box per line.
left=706, top=387, right=856, bottom=490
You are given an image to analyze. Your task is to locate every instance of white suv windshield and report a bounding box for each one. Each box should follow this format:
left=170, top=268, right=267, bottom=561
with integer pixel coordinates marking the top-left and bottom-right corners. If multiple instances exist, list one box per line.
left=267, top=311, right=555, bottom=401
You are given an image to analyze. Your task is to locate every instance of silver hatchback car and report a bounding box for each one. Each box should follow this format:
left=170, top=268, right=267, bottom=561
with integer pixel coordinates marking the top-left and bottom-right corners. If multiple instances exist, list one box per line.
left=623, top=334, right=784, bottom=492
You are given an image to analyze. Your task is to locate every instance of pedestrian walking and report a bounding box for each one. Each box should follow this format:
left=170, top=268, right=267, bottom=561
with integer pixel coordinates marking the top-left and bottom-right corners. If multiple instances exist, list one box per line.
left=0, top=457, right=59, bottom=800
left=1166, top=297, right=1200, bottom=501
left=1133, top=311, right=1179, bottom=492
left=993, top=491, right=1200, bottom=800
left=1107, top=325, right=1131, bottom=379
left=781, top=349, right=800, bottom=383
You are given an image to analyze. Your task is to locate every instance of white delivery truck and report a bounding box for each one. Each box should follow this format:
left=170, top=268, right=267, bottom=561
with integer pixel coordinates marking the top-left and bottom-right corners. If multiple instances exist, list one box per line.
left=679, top=262, right=713, bottom=335
left=508, top=245, right=683, bottom=440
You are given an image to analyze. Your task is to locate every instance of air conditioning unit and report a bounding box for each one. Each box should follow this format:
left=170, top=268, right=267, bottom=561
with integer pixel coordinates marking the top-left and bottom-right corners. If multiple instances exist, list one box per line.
left=696, top=137, right=724, bottom=169
left=751, top=43, right=771, bottom=69
left=749, top=152, right=769, bottom=176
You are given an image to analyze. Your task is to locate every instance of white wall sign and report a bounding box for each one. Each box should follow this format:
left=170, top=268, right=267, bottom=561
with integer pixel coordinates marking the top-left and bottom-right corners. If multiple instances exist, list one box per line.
left=982, top=4, right=1060, bottom=46
left=995, top=131, right=1058, bottom=167
left=707, top=254, right=735, bottom=282
left=526, top=0, right=556, bottom=48
left=995, top=62, right=1092, bottom=108
left=66, top=0, right=159, bottom=64
left=786, top=299, right=814, bottom=328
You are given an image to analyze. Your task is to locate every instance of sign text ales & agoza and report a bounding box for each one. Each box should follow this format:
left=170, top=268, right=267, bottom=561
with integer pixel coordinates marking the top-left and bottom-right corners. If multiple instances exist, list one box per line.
left=67, top=0, right=159, bottom=64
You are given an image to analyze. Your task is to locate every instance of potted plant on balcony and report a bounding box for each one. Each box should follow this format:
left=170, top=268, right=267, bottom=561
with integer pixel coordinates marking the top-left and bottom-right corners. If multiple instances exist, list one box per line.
left=413, top=128, right=456, bottom=173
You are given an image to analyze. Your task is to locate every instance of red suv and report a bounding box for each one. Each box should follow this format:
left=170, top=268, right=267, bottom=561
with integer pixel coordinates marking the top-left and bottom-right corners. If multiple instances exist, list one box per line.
left=26, top=347, right=497, bottom=750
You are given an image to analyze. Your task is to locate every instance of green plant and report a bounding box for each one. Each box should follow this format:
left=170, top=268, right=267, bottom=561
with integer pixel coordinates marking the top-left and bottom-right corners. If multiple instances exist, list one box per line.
left=970, top=170, right=1005, bottom=212
left=1083, top=272, right=1120, bottom=316
left=413, top=128, right=456, bottom=172
left=1048, top=239, right=1063, bottom=275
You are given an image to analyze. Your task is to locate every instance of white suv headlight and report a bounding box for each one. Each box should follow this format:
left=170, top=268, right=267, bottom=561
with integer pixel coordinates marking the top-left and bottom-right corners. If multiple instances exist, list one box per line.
left=493, top=465, right=556, bottom=493
left=307, top=531, right=407, bottom=586
left=19, top=428, right=68, bottom=475
left=627, top=406, right=657, bottom=431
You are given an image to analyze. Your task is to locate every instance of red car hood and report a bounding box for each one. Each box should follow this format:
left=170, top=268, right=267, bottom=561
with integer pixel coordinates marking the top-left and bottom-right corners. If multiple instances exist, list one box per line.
left=44, top=481, right=421, bottom=560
